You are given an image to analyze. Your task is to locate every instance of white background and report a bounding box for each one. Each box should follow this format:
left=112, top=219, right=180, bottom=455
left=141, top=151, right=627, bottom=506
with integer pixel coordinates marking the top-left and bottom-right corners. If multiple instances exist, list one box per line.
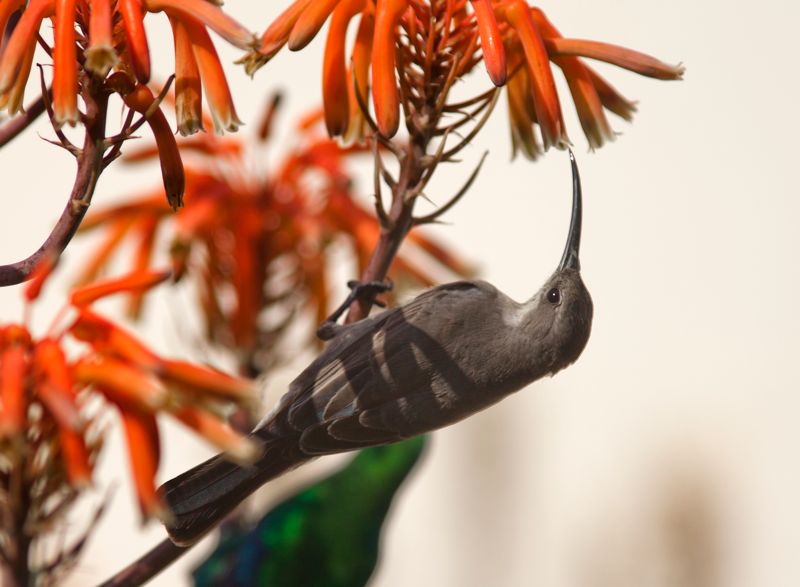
left=2, top=1, right=799, bottom=585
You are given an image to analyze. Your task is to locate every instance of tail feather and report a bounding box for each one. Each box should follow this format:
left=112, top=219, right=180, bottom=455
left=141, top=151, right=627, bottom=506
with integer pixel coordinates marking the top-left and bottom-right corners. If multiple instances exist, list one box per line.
left=161, top=436, right=307, bottom=546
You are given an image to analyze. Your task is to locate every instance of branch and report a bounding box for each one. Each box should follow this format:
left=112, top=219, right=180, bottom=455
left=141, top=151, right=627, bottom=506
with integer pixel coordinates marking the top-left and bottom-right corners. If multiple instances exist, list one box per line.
left=97, top=539, right=186, bottom=587
left=0, top=90, right=48, bottom=149
left=440, top=89, right=500, bottom=161
left=345, top=139, right=417, bottom=323
left=0, top=81, right=109, bottom=286
left=414, top=151, right=488, bottom=225
left=38, top=65, right=79, bottom=155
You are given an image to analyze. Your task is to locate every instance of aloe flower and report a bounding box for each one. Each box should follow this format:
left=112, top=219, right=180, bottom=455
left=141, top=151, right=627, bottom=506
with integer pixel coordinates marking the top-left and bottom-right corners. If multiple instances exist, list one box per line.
left=244, top=0, right=683, bottom=152
left=0, top=262, right=258, bottom=522
left=0, top=0, right=256, bottom=133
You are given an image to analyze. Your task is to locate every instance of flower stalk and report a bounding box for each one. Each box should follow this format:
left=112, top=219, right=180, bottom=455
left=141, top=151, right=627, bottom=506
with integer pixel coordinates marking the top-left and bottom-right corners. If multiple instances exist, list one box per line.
left=0, top=75, right=109, bottom=286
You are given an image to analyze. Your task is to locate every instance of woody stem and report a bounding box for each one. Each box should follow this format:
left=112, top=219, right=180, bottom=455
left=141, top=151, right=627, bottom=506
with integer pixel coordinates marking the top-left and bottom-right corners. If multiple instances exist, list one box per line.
left=0, top=78, right=108, bottom=286
left=345, top=105, right=437, bottom=323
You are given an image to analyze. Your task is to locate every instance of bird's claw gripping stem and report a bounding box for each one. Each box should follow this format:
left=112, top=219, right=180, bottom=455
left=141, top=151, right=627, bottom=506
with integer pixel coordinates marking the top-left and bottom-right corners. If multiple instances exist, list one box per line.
left=316, top=280, right=393, bottom=341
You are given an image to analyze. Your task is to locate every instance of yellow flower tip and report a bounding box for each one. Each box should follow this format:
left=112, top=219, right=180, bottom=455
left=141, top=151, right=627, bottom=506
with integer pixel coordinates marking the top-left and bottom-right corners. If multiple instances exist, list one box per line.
left=53, top=108, right=79, bottom=129
left=618, top=101, right=638, bottom=121
left=176, top=118, right=205, bottom=137
left=4, top=95, right=24, bottom=117
left=237, top=50, right=270, bottom=77
left=210, top=110, right=244, bottom=135
left=84, top=45, right=119, bottom=77
left=165, top=175, right=185, bottom=210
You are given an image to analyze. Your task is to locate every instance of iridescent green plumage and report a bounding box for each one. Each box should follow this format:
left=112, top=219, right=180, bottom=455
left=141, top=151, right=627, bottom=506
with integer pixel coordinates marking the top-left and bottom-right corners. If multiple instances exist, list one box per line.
left=193, top=436, right=426, bottom=587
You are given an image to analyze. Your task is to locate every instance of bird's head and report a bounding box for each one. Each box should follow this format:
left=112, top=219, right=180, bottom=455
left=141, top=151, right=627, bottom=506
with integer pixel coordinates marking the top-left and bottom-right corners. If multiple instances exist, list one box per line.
left=530, top=150, right=593, bottom=374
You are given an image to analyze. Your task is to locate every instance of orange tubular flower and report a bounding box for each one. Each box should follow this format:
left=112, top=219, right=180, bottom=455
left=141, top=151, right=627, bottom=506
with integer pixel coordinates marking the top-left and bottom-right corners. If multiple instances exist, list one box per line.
left=70, top=266, right=171, bottom=306
left=529, top=8, right=657, bottom=150
left=121, top=85, right=186, bottom=209
left=345, top=11, right=374, bottom=142
left=32, top=340, right=92, bottom=487
left=0, top=342, right=28, bottom=437
left=144, top=0, right=256, bottom=50
left=245, top=0, right=682, bottom=150
left=73, top=357, right=168, bottom=411
left=170, top=17, right=204, bottom=136
left=70, top=309, right=161, bottom=369
left=470, top=0, right=505, bottom=86
left=119, top=0, right=151, bottom=83
left=506, top=52, right=541, bottom=159
left=0, top=0, right=25, bottom=40
left=0, top=0, right=256, bottom=140
left=86, top=0, right=118, bottom=76
left=0, top=0, right=54, bottom=115
left=250, top=0, right=314, bottom=66
left=289, top=0, right=343, bottom=50
left=371, top=0, right=408, bottom=137
left=0, top=263, right=258, bottom=521
left=180, top=16, right=242, bottom=134
left=504, top=0, right=566, bottom=149
left=119, top=408, right=164, bottom=521
left=322, top=0, right=366, bottom=136
left=53, top=0, right=79, bottom=126
left=160, top=360, right=254, bottom=403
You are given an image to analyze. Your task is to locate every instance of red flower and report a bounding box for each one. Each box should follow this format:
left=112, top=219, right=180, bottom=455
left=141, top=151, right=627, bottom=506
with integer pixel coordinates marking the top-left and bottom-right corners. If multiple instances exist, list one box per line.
left=244, top=0, right=683, bottom=151
left=0, top=264, right=258, bottom=521
left=0, top=0, right=255, bottom=133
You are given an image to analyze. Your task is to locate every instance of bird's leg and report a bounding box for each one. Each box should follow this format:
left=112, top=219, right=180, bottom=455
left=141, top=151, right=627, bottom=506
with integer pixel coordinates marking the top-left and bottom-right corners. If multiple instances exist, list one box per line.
left=317, top=280, right=393, bottom=340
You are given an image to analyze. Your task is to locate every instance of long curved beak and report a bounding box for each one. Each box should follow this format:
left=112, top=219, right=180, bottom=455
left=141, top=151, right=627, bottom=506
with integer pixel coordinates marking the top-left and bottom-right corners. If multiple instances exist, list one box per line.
left=558, top=149, right=582, bottom=271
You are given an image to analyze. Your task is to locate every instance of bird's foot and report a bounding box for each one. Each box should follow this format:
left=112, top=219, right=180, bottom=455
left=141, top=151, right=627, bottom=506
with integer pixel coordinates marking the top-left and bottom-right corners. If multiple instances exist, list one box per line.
left=316, top=279, right=393, bottom=341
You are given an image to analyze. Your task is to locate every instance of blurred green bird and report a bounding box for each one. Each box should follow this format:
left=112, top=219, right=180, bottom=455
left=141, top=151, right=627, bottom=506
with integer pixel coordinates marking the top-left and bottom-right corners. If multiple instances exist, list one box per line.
left=193, top=436, right=427, bottom=587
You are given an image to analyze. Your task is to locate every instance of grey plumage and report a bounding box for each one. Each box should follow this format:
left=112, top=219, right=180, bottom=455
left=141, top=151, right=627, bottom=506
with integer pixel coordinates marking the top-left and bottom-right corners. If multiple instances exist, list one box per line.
left=161, top=151, right=593, bottom=546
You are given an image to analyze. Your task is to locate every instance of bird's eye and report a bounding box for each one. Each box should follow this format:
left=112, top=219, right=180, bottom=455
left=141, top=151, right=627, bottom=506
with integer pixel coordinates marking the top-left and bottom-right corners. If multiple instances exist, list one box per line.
left=546, top=288, right=561, bottom=304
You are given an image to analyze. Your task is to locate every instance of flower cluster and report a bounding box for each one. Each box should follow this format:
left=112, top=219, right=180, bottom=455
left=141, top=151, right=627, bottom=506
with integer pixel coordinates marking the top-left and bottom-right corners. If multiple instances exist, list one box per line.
left=0, top=261, right=258, bottom=526
left=0, top=0, right=256, bottom=133
left=76, top=104, right=472, bottom=373
left=244, top=0, right=683, bottom=153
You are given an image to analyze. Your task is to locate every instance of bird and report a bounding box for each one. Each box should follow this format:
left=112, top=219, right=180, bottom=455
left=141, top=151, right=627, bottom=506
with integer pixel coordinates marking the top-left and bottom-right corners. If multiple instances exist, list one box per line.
left=192, top=437, right=426, bottom=587
left=160, top=150, right=594, bottom=547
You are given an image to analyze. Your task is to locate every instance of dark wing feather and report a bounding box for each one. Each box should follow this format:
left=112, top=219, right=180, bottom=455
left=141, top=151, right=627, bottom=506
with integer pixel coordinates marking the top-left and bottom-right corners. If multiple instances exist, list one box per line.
left=266, top=281, right=498, bottom=454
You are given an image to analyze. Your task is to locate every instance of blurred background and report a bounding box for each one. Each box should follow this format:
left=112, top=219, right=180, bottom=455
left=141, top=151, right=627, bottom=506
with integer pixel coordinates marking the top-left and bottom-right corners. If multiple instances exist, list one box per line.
left=2, top=0, right=800, bottom=585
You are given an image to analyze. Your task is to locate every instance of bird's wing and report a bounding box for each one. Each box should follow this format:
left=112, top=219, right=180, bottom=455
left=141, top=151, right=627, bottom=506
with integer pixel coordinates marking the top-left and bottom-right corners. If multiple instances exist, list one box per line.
left=268, top=280, right=499, bottom=455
